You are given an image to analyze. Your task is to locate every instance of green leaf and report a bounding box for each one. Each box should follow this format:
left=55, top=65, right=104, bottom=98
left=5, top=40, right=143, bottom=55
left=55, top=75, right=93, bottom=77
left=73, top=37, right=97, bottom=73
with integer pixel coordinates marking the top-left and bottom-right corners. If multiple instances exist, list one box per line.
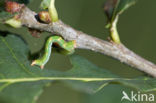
left=120, top=77, right=156, bottom=92
left=64, top=55, right=118, bottom=93
left=104, top=0, right=137, bottom=23
left=0, top=11, right=14, bottom=23
left=0, top=34, right=52, bottom=103
left=0, top=34, right=156, bottom=103
left=66, top=56, right=156, bottom=93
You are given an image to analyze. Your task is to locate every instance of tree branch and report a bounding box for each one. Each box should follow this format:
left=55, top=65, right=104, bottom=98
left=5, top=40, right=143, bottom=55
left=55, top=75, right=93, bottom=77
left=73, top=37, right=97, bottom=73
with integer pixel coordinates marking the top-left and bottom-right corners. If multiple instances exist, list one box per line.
left=19, top=7, right=156, bottom=77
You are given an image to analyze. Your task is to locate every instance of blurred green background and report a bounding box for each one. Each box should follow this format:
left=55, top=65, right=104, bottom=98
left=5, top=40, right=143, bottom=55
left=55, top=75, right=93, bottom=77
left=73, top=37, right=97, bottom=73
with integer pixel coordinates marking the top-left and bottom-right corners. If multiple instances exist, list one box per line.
left=0, top=0, right=156, bottom=103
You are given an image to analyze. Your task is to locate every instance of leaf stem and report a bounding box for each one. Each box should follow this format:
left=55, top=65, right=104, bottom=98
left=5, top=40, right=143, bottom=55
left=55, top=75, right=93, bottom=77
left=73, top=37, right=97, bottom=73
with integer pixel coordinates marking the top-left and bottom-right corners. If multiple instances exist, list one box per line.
left=110, top=15, right=121, bottom=44
left=48, top=0, right=58, bottom=22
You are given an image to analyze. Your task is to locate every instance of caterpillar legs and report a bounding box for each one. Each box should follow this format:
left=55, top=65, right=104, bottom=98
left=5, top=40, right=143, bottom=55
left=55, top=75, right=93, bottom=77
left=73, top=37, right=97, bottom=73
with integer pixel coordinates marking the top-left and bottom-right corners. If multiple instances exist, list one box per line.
left=31, top=36, right=76, bottom=69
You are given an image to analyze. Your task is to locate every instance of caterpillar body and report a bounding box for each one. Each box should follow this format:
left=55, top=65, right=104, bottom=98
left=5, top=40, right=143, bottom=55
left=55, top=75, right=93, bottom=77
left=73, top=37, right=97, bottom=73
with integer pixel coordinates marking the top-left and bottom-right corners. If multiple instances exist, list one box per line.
left=31, top=36, right=76, bottom=69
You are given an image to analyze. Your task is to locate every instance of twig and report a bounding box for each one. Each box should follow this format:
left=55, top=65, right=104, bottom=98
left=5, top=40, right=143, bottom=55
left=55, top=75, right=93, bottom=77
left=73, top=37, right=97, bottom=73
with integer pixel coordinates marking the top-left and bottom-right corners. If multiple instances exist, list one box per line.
left=19, top=7, right=156, bottom=77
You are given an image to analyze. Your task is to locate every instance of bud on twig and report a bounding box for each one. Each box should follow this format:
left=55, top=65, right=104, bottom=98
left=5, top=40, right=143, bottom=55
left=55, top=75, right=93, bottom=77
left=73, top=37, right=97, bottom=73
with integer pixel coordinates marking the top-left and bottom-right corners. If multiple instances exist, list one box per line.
left=5, top=1, right=24, bottom=13
left=38, top=11, right=52, bottom=24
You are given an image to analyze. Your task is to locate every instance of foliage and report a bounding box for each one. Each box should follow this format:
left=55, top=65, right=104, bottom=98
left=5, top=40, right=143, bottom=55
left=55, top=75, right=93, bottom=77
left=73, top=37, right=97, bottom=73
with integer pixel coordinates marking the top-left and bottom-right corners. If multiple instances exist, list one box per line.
left=0, top=11, right=14, bottom=22
left=104, top=0, right=137, bottom=25
left=0, top=0, right=155, bottom=103
left=0, top=34, right=155, bottom=103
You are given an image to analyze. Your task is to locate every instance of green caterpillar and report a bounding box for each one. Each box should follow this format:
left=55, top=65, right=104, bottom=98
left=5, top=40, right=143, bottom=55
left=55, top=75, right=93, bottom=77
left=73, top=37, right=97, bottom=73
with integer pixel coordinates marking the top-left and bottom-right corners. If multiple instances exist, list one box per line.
left=31, top=36, right=76, bottom=69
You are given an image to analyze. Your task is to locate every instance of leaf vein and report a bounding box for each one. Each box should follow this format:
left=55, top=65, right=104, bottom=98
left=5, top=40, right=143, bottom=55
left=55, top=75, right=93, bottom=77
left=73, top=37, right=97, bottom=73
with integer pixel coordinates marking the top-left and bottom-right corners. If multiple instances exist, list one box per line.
left=0, top=37, right=36, bottom=77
